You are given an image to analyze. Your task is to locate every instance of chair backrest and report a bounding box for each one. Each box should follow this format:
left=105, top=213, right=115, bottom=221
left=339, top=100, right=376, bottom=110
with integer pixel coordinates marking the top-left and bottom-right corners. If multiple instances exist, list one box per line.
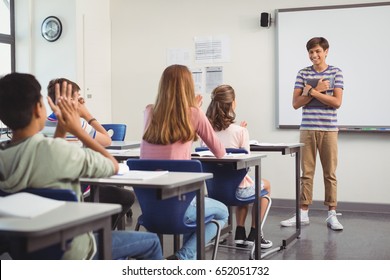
left=194, top=147, right=255, bottom=206
left=126, top=159, right=202, bottom=234
left=0, top=188, right=77, bottom=260
left=101, top=124, right=127, bottom=141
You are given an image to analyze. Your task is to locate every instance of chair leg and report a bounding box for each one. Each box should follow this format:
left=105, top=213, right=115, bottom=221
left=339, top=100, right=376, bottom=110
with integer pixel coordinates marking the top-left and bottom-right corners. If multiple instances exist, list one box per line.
left=173, top=235, right=181, bottom=252
left=210, top=220, right=221, bottom=260
left=260, top=195, right=272, bottom=232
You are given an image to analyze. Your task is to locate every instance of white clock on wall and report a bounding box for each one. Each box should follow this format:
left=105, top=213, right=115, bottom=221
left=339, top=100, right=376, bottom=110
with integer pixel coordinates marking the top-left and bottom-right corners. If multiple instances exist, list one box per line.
left=41, top=16, right=62, bottom=42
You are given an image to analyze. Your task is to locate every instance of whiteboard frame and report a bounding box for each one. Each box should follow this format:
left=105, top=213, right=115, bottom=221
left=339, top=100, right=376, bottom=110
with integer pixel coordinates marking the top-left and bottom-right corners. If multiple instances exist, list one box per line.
left=276, top=2, right=390, bottom=131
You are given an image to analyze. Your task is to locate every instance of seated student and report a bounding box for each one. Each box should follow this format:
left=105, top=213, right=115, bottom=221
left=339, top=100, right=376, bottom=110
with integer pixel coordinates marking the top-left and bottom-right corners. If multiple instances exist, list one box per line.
left=45, top=78, right=135, bottom=229
left=205, top=84, right=273, bottom=249
left=0, top=72, right=162, bottom=260
left=140, top=64, right=229, bottom=260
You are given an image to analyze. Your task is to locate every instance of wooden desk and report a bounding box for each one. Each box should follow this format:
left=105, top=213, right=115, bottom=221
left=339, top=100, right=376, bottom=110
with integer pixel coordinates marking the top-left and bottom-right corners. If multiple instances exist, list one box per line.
left=106, top=141, right=140, bottom=150
left=0, top=202, right=121, bottom=259
left=192, top=153, right=267, bottom=260
left=250, top=143, right=304, bottom=253
left=80, top=171, right=213, bottom=260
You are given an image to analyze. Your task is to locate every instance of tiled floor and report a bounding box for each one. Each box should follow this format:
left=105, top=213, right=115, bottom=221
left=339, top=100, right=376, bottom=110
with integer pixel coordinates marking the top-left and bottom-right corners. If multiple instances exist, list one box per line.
left=126, top=202, right=390, bottom=260
left=2, top=201, right=389, bottom=260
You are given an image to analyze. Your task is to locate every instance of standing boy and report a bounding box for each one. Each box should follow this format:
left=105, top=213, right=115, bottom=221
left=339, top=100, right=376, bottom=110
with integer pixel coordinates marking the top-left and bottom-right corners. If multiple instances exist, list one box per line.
left=280, top=37, right=344, bottom=231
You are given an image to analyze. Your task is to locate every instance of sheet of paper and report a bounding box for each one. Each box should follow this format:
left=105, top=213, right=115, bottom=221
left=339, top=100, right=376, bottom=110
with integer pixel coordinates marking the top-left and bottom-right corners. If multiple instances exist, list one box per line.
left=206, top=66, right=223, bottom=94
left=249, top=140, right=300, bottom=146
left=110, top=170, right=168, bottom=180
left=107, top=149, right=132, bottom=155
left=191, top=150, right=215, bottom=157
left=0, top=192, right=65, bottom=218
left=194, top=35, right=230, bottom=63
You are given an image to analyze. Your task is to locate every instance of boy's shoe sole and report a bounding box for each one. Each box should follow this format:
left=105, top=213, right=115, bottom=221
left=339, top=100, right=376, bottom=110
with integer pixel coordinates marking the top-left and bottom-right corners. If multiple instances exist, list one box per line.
left=280, top=219, right=310, bottom=227
left=327, top=222, right=344, bottom=231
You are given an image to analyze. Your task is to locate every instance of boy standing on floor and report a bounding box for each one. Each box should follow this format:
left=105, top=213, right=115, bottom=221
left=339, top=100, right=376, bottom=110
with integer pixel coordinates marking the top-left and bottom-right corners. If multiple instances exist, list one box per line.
left=280, top=37, right=344, bottom=231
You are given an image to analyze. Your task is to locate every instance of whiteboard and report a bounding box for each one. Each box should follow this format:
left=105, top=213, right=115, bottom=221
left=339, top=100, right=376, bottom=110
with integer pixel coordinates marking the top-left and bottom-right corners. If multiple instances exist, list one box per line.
left=276, top=3, right=390, bottom=129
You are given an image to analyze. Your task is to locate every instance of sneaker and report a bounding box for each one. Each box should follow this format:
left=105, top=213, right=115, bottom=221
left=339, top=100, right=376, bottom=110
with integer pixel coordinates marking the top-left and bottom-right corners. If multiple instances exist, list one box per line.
left=234, top=226, right=247, bottom=247
left=260, top=237, right=273, bottom=249
left=244, top=227, right=273, bottom=249
left=326, top=210, right=343, bottom=231
left=280, top=210, right=310, bottom=227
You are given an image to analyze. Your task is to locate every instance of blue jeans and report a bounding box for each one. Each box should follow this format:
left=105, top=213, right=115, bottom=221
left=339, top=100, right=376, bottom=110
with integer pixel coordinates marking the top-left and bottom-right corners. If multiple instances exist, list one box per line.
left=94, top=231, right=163, bottom=260
left=176, top=197, right=229, bottom=260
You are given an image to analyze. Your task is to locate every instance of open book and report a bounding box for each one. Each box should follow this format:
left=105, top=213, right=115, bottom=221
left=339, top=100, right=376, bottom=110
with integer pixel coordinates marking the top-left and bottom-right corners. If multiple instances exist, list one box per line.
left=191, top=150, right=247, bottom=157
left=110, top=170, right=169, bottom=180
left=0, top=192, right=65, bottom=218
left=191, top=150, right=215, bottom=157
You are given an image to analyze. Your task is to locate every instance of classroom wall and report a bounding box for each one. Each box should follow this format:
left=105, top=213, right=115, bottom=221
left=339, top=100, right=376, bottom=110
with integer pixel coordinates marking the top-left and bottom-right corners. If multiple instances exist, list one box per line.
left=14, top=0, right=112, bottom=123
left=110, top=0, right=390, bottom=206
left=14, top=0, right=390, bottom=206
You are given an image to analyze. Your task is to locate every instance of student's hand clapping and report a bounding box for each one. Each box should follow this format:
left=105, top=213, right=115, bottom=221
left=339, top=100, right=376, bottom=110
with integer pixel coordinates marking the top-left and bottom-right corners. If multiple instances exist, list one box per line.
left=195, top=94, right=203, bottom=107
left=240, top=121, right=248, bottom=128
left=47, top=81, right=83, bottom=136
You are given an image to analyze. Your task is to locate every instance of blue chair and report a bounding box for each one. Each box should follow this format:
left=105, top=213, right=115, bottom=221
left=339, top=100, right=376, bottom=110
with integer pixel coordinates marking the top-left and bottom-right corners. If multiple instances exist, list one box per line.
left=0, top=188, right=77, bottom=259
left=126, top=159, right=221, bottom=260
left=91, top=123, right=134, bottom=225
left=101, top=124, right=127, bottom=141
left=194, top=147, right=272, bottom=259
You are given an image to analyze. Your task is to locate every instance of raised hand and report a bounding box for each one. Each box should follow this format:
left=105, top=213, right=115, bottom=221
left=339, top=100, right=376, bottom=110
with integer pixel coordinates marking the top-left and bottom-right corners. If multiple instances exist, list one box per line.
left=240, top=121, right=248, bottom=128
left=195, top=94, right=203, bottom=107
left=47, top=81, right=81, bottom=135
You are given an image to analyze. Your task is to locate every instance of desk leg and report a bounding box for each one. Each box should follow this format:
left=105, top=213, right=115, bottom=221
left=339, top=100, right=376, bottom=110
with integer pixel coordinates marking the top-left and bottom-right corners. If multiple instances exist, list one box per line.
left=295, top=150, right=301, bottom=236
left=196, top=184, right=205, bottom=260
left=97, top=218, right=113, bottom=260
left=282, top=150, right=301, bottom=247
left=254, top=163, right=262, bottom=260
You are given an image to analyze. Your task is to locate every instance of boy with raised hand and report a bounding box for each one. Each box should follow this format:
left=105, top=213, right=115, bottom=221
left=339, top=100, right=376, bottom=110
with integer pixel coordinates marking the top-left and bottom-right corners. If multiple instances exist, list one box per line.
left=0, top=72, right=162, bottom=259
left=45, top=77, right=135, bottom=229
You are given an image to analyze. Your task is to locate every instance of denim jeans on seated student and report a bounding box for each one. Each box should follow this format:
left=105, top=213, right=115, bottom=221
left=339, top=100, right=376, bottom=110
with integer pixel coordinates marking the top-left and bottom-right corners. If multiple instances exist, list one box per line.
left=176, top=197, right=229, bottom=260
left=94, top=231, right=163, bottom=260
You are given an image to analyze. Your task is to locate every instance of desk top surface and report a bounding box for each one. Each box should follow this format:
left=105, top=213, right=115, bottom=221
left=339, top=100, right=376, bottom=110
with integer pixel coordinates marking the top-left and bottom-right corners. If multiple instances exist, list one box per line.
left=250, top=143, right=304, bottom=153
left=0, top=202, right=121, bottom=235
left=80, top=171, right=213, bottom=188
left=110, top=150, right=267, bottom=162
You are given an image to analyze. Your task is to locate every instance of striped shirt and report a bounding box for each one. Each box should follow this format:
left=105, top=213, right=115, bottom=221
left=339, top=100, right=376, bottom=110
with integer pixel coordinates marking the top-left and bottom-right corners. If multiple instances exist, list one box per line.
left=42, top=113, right=96, bottom=146
left=295, top=65, right=344, bottom=131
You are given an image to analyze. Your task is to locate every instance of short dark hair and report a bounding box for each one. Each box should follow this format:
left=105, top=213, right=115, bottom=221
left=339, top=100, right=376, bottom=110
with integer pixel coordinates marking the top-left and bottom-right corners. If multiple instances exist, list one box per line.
left=306, top=37, right=329, bottom=51
left=0, top=73, right=42, bottom=130
left=47, top=78, right=80, bottom=102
